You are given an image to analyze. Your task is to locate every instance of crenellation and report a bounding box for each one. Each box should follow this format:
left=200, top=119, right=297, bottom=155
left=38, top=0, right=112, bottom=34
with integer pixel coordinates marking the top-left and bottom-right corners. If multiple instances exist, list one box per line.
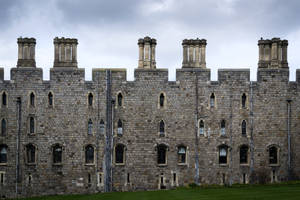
left=218, top=69, right=250, bottom=84
left=0, top=68, right=3, bottom=81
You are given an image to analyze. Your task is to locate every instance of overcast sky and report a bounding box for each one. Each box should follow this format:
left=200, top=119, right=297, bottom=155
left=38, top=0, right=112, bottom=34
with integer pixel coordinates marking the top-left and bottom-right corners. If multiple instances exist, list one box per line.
left=0, top=0, right=300, bottom=81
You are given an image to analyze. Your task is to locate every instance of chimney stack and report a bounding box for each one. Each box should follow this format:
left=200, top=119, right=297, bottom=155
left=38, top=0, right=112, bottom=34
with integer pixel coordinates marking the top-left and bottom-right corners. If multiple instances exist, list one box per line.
left=17, top=37, right=36, bottom=67
left=182, top=38, right=206, bottom=68
left=53, top=37, right=78, bottom=68
left=138, top=36, right=156, bottom=69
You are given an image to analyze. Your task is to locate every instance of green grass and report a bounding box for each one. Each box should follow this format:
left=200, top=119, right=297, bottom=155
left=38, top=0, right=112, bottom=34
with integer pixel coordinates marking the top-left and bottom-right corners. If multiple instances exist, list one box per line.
left=17, top=182, right=300, bottom=200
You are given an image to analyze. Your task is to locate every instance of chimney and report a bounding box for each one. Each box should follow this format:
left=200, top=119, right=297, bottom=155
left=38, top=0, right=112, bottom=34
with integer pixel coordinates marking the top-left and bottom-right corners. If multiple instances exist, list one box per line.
left=17, top=37, right=36, bottom=67
left=53, top=37, right=78, bottom=68
left=182, top=38, right=206, bottom=68
left=138, top=36, right=156, bottom=69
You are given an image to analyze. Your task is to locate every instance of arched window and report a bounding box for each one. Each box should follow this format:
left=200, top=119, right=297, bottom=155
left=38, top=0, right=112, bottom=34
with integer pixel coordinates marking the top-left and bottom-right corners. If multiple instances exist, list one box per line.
left=242, top=120, right=246, bottom=136
left=29, top=117, right=35, bottom=134
left=26, top=144, right=36, bottom=164
left=85, top=145, right=94, bottom=164
left=219, top=145, right=228, bottom=164
left=0, top=145, right=8, bottom=164
left=2, top=92, right=7, bottom=106
left=117, top=119, right=123, bottom=135
left=53, top=144, right=62, bottom=164
left=100, top=119, right=105, bottom=134
left=240, top=145, right=248, bottom=164
left=242, top=93, right=247, bottom=108
left=88, top=93, right=93, bottom=106
left=30, top=92, right=35, bottom=107
left=88, top=119, right=93, bottom=135
left=269, top=146, right=278, bottom=165
left=115, top=144, right=125, bottom=164
left=48, top=92, right=53, bottom=106
left=117, top=93, right=123, bottom=107
left=159, top=93, right=165, bottom=107
left=157, top=144, right=167, bottom=165
left=1, top=119, right=6, bottom=136
left=159, top=120, right=165, bottom=136
left=178, top=146, right=187, bottom=164
left=221, top=120, right=226, bottom=135
left=210, top=93, right=215, bottom=108
left=199, top=120, right=204, bottom=135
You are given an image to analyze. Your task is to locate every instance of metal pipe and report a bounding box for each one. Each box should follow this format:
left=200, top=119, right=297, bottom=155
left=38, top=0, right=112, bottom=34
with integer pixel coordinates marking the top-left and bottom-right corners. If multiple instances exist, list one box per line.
left=16, top=97, right=22, bottom=196
left=194, top=72, right=200, bottom=185
left=287, top=100, right=291, bottom=179
left=250, top=82, right=254, bottom=181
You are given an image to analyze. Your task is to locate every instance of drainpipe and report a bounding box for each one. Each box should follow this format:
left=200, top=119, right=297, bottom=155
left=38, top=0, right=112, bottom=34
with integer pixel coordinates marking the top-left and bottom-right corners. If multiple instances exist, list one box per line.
left=287, top=99, right=291, bottom=180
left=194, top=72, right=200, bottom=185
left=249, top=82, right=254, bottom=181
left=229, top=92, right=233, bottom=186
left=16, top=97, right=22, bottom=196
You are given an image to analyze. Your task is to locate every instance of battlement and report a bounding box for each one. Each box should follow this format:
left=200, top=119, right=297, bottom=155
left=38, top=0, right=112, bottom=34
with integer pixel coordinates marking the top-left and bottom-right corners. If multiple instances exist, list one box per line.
left=17, top=37, right=36, bottom=67
left=53, top=37, right=78, bottom=68
left=182, top=38, right=207, bottom=68
left=138, top=36, right=157, bottom=69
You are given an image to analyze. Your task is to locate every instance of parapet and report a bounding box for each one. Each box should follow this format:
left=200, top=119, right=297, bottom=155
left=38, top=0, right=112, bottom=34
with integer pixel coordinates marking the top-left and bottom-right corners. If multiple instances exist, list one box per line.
left=182, top=38, right=207, bottom=68
left=17, top=37, right=36, bottom=67
left=0, top=68, right=3, bottom=81
left=258, top=37, right=288, bottom=69
left=218, top=69, right=250, bottom=84
left=138, top=36, right=157, bottom=69
left=53, top=37, right=78, bottom=68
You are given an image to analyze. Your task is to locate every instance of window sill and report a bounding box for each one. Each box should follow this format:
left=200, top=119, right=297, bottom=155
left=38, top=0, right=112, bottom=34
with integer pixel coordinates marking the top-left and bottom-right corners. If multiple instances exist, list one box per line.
left=28, top=133, right=36, bottom=136
left=85, top=163, right=95, bottom=166
left=0, top=163, right=8, bottom=166
left=115, top=163, right=125, bottom=166
left=178, top=163, right=187, bottom=166
left=219, top=164, right=228, bottom=167
left=269, top=164, right=280, bottom=167
left=157, top=164, right=167, bottom=167
left=240, top=163, right=249, bottom=166
left=52, top=163, right=63, bottom=166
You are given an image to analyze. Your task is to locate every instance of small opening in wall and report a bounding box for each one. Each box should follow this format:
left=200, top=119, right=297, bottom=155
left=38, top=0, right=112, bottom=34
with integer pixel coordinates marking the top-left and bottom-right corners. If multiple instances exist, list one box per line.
left=127, top=173, right=130, bottom=183
left=243, top=173, right=246, bottom=184
left=88, top=173, right=91, bottom=185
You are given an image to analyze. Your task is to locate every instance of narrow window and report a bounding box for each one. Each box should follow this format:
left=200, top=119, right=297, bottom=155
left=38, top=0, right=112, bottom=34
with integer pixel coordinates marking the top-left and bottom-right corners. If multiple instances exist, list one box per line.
left=26, top=144, right=36, bottom=164
left=1, top=119, right=6, bottom=136
left=117, top=119, right=123, bottom=135
left=210, top=93, right=215, bottom=108
left=243, top=173, right=246, bottom=184
left=269, top=146, right=278, bottom=165
left=53, top=144, right=62, bottom=164
left=29, top=117, right=35, bottom=134
left=28, top=174, right=32, bottom=186
left=117, top=93, right=123, bottom=107
left=30, top=92, right=35, bottom=107
left=88, top=173, right=91, bottom=184
left=48, top=92, right=53, bottom=106
left=115, top=144, right=125, bottom=164
left=159, top=93, right=165, bottom=107
left=242, top=93, right=247, bottom=108
left=178, top=146, right=186, bottom=164
left=242, top=120, right=246, bottom=136
left=0, top=145, right=8, bottom=164
left=157, top=144, right=167, bottom=164
left=221, top=120, right=226, bottom=135
left=100, top=120, right=105, bottom=134
left=271, top=170, right=276, bottom=183
left=88, top=119, right=93, bottom=135
left=199, top=120, right=204, bottom=135
left=0, top=172, right=5, bottom=185
left=159, top=120, right=165, bottom=136
left=97, top=172, right=103, bottom=186
left=240, top=145, right=248, bottom=164
left=127, top=173, right=130, bottom=183
left=2, top=92, right=7, bottom=106
left=160, top=175, right=165, bottom=189
left=88, top=93, right=93, bottom=106
left=173, top=173, right=177, bottom=184
left=85, top=145, right=94, bottom=164
left=219, top=146, right=227, bottom=164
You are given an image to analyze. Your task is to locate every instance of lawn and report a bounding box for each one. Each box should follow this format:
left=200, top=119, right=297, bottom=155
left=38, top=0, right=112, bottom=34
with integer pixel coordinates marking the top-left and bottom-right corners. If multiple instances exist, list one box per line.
left=18, top=183, right=300, bottom=200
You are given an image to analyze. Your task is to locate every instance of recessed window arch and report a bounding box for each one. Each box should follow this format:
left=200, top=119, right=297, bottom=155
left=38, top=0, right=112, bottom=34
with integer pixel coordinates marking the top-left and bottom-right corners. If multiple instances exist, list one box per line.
left=2, top=92, right=7, bottom=107
left=29, top=117, right=35, bottom=134
left=88, top=119, right=93, bottom=135
left=85, top=145, right=94, bottom=164
left=48, top=92, right=53, bottom=106
left=210, top=93, right=215, bottom=108
left=159, top=92, right=166, bottom=108
left=241, top=93, right=247, bottom=108
left=1, top=119, right=7, bottom=136
left=30, top=92, right=35, bottom=107
left=117, top=92, right=123, bottom=107
left=0, top=144, right=8, bottom=164
left=26, top=144, right=36, bottom=164
left=88, top=93, right=93, bottom=107
left=242, top=120, right=247, bottom=136
left=269, top=145, right=279, bottom=165
left=159, top=120, right=165, bottom=136
left=157, top=144, right=168, bottom=165
left=177, top=145, right=187, bottom=164
left=199, top=120, right=204, bottom=135
left=220, top=120, right=226, bottom=135
left=240, top=145, right=249, bottom=164
left=52, top=144, right=62, bottom=164
left=100, top=119, right=105, bottom=134
left=115, top=144, right=125, bottom=164
left=117, top=119, right=123, bottom=135
left=219, top=145, right=228, bottom=164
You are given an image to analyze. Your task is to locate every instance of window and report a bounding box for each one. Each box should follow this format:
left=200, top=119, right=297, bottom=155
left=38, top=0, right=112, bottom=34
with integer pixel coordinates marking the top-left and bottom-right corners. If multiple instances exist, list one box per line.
left=269, top=146, right=278, bottom=165
left=88, top=173, right=91, bottom=185
left=48, top=92, right=53, bottom=106
left=30, top=92, right=35, bottom=107
left=219, top=145, right=228, bottom=164
left=159, top=93, right=165, bottom=107
left=2, top=92, right=7, bottom=106
left=127, top=173, right=130, bottom=183
left=88, top=93, right=93, bottom=106
left=242, top=120, right=246, bottom=136
left=210, top=93, right=215, bottom=108
left=53, top=144, right=62, bottom=164
left=115, top=144, right=125, bottom=164
left=88, top=119, right=93, bottom=135
left=117, top=119, right=123, bottom=135
left=242, top=93, right=247, bottom=108
left=1, top=119, right=6, bottom=136
left=97, top=172, right=103, bottom=187
left=29, top=117, right=35, bottom=134
left=100, top=120, right=105, bottom=134
left=0, top=145, right=8, bottom=164
left=157, top=144, right=167, bottom=165
left=240, top=145, right=248, bottom=164
left=85, top=145, right=94, bottom=164
left=26, top=144, right=36, bottom=164
left=178, top=146, right=187, bottom=164
left=159, top=120, right=165, bottom=136
left=0, top=172, right=5, bottom=185
left=199, top=120, right=204, bottom=135
left=117, top=93, right=123, bottom=107
left=220, top=120, right=226, bottom=135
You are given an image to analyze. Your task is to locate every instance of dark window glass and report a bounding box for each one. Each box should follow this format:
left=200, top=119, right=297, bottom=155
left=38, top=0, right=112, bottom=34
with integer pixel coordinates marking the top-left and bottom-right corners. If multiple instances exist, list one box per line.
left=88, top=119, right=93, bottom=135
left=2, top=92, right=7, bottom=106
left=178, top=146, right=186, bottom=163
left=88, top=93, right=93, bottom=106
left=30, top=93, right=35, bottom=106
left=117, top=119, right=123, bottom=135
left=199, top=120, right=204, bottom=135
left=157, top=145, right=167, bottom=164
left=1, top=119, right=6, bottom=136
left=210, top=93, right=215, bottom=107
left=30, top=117, right=34, bottom=134
left=100, top=120, right=105, bottom=134
left=117, top=93, right=123, bottom=107
left=221, top=120, right=226, bottom=135
left=240, top=145, right=248, bottom=164
left=242, top=120, right=246, bottom=136
left=48, top=92, right=53, bottom=106
left=159, top=120, right=165, bottom=135
left=160, top=93, right=165, bottom=107
left=269, top=146, right=278, bottom=164
left=219, top=146, right=227, bottom=164
left=26, top=144, right=36, bottom=164
left=0, top=145, right=7, bottom=163
left=242, top=93, right=247, bottom=108
left=53, top=144, right=62, bottom=164
left=85, top=145, right=94, bottom=164
left=115, top=144, right=124, bottom=164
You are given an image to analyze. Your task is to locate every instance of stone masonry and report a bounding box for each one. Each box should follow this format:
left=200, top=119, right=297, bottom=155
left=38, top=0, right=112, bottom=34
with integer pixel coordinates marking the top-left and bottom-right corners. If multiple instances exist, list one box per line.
left=0, top=36, right=300, bottom=198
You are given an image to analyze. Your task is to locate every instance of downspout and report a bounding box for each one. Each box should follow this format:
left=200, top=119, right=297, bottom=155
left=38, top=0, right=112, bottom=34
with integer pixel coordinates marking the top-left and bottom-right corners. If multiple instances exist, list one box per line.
left=96, top=80, right=100, bottom=189
left=194, top=72, right=200, bottom=185
left=16, top=97, right=22, bottom=196
left=249, top=82, right=254, bottom=180
left=229, top=92, right=233, bottom=186
left=287, top=99, right=291, bottom=180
